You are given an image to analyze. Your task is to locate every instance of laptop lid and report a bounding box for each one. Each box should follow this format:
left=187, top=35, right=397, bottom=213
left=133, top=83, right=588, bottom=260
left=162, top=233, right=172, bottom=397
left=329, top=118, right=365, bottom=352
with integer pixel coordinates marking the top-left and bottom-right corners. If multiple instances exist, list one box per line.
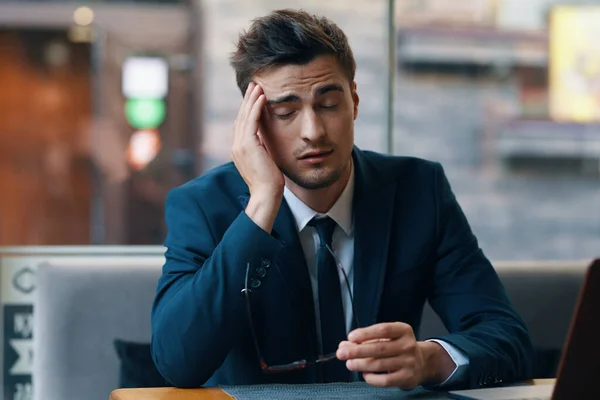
left=551, top=258, right=600, bottom=400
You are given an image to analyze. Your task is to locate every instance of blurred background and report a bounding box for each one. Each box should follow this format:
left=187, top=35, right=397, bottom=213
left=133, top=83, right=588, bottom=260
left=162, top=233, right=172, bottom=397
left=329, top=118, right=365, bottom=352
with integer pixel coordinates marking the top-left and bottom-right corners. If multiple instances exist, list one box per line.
left=1, top=0, right=599, bottom=258
left=0, top=0, right=599, bottom=258
left=0, top=1, right=599, bottom=399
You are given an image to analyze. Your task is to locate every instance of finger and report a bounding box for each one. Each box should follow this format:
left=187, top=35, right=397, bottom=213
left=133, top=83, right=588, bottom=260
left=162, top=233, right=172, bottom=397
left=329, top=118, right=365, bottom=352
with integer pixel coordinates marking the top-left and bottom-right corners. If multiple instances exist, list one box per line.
left=363, top=369, right=420, bottom=391
left=338, top=338, right=389, bottom=354
left=337, top=339, right=400, bottom=360
left=348, top=322, right=413, bottom=343
left=345, top=355, right=404, bottom=373
left=249, top=94, right=266, bottom=121
left=246, top=95, right=266, bottom=135
left=234, top=89, right=264, bottom=147
left=241, top=83, right=263, bottom=119
left=237, top=82, right=255, bottom=118
left=233, top=82, right=256, bottom=144
left=243, top=81, right=256, bottom=104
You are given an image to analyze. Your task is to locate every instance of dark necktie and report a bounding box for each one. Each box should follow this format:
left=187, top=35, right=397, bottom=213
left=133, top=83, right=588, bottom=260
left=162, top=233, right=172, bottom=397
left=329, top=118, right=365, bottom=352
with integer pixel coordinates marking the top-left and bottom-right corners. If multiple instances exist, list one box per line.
left=308, top=216, right=349, bottom=382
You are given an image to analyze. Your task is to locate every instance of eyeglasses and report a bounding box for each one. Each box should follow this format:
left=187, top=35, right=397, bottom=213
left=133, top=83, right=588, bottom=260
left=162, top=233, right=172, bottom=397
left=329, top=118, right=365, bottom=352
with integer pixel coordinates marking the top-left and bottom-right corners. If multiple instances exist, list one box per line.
left=243, top=244, right=361, bottom=374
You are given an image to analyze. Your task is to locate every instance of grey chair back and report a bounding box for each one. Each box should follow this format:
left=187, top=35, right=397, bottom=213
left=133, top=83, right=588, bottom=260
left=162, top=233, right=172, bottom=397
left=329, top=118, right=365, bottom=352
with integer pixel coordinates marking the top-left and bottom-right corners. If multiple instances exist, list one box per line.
left=33, top=257, right=163, bottom=400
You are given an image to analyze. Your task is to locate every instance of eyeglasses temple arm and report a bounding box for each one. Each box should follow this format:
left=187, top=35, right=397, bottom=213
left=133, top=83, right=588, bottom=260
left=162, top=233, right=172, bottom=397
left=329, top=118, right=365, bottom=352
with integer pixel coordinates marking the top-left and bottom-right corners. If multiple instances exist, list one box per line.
left=243, top=262, right=269, bottom=371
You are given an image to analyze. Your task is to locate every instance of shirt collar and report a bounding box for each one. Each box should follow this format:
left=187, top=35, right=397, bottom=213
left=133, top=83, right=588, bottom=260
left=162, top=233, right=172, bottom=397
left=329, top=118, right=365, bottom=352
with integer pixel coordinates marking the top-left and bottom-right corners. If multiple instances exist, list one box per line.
left=283, top=161, right=354, bottom=236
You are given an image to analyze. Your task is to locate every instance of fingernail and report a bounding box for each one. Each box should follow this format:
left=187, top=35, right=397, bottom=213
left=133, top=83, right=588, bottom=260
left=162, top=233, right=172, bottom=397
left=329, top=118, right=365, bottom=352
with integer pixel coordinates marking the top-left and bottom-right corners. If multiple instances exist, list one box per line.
left=348, top=332, right=359, bottom=341
left=337, top=349, right=348, bottom=359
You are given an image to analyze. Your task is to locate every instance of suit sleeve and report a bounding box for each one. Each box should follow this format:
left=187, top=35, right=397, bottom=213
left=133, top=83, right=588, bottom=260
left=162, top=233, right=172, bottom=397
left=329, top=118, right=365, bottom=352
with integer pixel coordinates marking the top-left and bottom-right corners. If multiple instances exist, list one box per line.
left=425, top=163, right=534, bottom=389
left=150, top=187, right=284, bottom=387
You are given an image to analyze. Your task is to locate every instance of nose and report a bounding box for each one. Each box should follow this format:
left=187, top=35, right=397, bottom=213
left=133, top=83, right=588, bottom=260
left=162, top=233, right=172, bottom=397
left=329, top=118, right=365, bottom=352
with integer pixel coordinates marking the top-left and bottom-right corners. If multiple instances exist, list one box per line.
left=300, top=108, right=326, bottom=142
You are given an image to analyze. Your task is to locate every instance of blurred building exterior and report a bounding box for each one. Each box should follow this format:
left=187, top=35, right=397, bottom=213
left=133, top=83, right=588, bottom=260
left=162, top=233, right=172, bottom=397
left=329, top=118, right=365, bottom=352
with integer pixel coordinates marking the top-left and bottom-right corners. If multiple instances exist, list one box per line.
left=0, top=0, right=598, bottom=261
left=0, top=2, right=196, bottom=246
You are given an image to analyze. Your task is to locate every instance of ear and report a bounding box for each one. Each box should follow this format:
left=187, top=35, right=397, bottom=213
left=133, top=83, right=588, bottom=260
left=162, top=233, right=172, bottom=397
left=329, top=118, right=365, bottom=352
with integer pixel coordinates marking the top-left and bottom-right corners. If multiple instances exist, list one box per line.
left=351, top=81, right=360, bottom=120
left=257, top=120, right=267, bottom=148
left=258, top=109, right=269, bottom=143
left=257, top=118, right=272, bottom=154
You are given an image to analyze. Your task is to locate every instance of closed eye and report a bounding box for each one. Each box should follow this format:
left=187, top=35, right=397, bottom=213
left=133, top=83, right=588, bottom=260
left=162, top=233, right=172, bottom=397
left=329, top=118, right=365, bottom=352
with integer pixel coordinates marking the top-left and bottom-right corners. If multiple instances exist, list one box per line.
left=275, top=111, right=295, bottom=119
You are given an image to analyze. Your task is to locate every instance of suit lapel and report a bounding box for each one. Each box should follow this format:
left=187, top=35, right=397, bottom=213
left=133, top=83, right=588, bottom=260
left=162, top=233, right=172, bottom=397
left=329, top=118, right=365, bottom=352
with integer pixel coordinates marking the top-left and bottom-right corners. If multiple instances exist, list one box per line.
left=352, top=149, right=396, bottom=328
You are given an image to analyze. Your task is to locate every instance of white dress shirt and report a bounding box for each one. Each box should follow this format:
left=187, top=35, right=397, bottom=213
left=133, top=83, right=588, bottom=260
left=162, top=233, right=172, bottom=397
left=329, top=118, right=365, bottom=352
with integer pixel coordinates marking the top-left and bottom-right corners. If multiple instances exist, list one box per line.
left=282, top=163, right=469, bottom=386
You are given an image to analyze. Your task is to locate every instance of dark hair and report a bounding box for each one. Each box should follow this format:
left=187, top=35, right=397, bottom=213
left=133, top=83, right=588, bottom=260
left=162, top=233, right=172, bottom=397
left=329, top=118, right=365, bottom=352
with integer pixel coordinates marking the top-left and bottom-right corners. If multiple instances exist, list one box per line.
left=229, top=9, right=356, bottom=95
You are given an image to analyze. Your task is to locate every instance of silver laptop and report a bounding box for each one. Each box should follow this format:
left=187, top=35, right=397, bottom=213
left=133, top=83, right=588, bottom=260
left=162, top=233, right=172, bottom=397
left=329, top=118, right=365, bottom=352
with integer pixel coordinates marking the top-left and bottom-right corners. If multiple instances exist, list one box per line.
left=449, top=258, right=600, bottom=400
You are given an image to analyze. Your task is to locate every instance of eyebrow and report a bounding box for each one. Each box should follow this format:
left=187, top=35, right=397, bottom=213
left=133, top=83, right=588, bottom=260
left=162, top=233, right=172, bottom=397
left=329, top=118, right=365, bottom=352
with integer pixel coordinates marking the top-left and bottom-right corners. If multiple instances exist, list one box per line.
left=266, top=83, right=345, bottom=105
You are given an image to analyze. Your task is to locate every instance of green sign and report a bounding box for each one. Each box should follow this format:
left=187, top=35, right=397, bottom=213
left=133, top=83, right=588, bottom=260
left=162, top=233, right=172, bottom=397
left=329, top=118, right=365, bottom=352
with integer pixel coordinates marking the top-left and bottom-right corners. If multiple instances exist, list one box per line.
left=125, top=98, right=166, bottom=129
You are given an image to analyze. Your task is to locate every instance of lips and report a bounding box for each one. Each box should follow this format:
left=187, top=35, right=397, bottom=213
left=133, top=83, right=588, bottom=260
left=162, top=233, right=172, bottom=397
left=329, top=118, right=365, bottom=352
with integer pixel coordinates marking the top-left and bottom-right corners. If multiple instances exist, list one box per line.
left=299, top=149, right=333, bottom=160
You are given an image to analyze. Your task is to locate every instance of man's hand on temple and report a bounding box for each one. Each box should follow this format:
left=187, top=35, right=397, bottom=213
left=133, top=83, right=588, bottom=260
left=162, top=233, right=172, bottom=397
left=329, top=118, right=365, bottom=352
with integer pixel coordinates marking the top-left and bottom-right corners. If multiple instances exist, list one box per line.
left=231, top=81, right=284, bottom=233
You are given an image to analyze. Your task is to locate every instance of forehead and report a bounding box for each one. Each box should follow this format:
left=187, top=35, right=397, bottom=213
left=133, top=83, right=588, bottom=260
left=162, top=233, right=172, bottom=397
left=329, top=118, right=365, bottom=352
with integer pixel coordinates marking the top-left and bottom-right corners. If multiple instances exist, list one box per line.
left=254, top=55, right=348, bottom=98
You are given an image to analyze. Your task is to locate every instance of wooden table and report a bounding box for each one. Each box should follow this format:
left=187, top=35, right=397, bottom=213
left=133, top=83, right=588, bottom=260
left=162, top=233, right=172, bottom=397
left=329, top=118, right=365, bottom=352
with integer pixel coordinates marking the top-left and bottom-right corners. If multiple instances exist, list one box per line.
left=110, top=387, right=233, bottom=400
left=109, top=379, right=555, bottom=400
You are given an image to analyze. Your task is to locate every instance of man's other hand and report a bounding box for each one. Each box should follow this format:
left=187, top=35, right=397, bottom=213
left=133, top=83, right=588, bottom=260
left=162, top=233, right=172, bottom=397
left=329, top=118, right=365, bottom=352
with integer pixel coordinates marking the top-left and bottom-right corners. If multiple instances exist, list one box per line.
left=336, top=322, right=456, bottom=390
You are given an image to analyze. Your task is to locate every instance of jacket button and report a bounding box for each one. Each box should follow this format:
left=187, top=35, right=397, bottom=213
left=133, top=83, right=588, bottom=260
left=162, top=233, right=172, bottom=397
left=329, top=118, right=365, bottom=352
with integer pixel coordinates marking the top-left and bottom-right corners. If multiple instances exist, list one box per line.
left=255, top=267, right=267, bottom=278
left=261, top=258, right=271, bottom=268
left=250, top=278, right=261, bottom=289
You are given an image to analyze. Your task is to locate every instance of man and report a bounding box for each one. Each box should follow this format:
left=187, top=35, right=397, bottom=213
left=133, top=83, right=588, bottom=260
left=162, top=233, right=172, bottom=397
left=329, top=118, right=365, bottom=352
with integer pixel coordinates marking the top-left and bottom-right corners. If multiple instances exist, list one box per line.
left=150, top=9, right=533, bottom=391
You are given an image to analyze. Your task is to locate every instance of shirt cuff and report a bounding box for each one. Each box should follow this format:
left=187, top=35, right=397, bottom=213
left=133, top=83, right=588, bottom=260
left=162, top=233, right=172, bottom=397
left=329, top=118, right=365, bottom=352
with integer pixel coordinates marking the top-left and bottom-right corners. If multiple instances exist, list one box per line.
left=425, top=339, right=469, bottom=387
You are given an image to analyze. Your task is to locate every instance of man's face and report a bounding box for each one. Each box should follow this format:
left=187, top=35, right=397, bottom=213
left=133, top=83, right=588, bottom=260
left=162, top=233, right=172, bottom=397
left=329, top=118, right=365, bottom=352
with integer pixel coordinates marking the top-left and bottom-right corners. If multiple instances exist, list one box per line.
left=254, top=55, right=359, bottom=190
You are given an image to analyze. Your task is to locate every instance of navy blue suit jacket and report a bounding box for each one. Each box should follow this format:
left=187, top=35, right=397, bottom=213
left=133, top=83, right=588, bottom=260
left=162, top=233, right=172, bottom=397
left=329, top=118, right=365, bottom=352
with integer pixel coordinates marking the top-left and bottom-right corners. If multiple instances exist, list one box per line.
left=150, top=148, right=533, bottom=389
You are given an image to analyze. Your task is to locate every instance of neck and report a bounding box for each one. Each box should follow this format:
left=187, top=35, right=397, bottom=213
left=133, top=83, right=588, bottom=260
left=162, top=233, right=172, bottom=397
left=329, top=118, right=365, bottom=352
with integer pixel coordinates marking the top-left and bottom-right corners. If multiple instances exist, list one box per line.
left=285, top=159, right=353, bottom=214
